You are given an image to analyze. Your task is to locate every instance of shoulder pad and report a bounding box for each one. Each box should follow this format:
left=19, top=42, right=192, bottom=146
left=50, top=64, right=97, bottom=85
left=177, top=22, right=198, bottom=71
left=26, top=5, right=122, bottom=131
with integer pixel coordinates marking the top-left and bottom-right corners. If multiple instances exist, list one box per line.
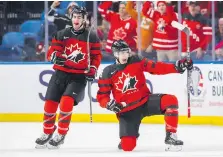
left=99, top=64, right=117, bottom=79
left=54, top=27, right=71, bottom=41
left=128, top=55, right=142, bottom=64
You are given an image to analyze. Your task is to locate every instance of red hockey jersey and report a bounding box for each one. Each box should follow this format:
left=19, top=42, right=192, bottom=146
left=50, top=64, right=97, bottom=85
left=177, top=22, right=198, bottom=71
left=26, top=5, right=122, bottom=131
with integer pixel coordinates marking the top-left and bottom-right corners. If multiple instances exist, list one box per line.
left=181, top=13, right=212, bottom=52
left=97, top=56, right=179, bottom=113
left=47, top=27, right=102, bottom=74
left=98, top=1, right=137, bottom=54
left=142, top=2, right=178, bottom=51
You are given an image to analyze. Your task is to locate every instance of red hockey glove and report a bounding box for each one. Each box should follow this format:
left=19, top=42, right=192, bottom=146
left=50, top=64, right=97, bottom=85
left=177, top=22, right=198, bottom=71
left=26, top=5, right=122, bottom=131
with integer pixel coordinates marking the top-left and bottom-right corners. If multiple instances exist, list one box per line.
left=50, top=51, right=66, bottom=66
left=85, top=66, right=97, bottom=82
left=106, top=99, right=123, bottom=113
left=175, top=58, right=193, bottom=73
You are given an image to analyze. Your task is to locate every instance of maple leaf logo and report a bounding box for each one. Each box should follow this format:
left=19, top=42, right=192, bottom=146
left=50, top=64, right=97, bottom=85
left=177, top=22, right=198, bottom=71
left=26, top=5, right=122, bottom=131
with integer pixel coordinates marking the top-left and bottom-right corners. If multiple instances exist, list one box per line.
left=113, top=27, right=127, bottom=40
left=65, top=43, right=85, bottom=63
left=115, top=72, right=138, bottom=93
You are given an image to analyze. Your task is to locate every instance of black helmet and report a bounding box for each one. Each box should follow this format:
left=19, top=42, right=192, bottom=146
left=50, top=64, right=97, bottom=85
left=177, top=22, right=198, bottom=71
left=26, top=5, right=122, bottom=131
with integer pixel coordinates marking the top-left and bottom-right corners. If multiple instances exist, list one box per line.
left=70, top=5, right=87, bottom=18
left=111, top=40, right=130, bottom=53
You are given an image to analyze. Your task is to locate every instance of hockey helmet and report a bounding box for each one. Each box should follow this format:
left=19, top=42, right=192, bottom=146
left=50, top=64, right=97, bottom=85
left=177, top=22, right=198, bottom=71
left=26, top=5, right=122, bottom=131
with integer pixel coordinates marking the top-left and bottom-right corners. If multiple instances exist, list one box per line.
left=70, top=5, right=87, bottom=19
left=111, top=40, right=130, bottom=54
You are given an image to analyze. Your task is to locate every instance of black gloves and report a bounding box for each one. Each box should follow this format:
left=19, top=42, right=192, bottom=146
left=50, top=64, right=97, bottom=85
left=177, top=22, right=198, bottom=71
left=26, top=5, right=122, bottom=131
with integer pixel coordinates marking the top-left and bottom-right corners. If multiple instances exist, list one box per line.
left=106, top=99, right=123, bottom=113
left=175, top=58, right=193, bottom=73
left=50, top=51, right=66, bottom=66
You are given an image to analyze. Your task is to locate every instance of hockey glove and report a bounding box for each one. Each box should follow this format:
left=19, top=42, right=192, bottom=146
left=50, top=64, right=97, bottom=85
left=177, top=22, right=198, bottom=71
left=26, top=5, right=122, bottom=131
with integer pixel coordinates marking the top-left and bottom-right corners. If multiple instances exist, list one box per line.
left=175, top=58, right=193, bottom=73
left=85, top=66, right=97, bottom=82
left=106, top=99, right=123, bottom=113
left=51, top=51, right=66, bottom=66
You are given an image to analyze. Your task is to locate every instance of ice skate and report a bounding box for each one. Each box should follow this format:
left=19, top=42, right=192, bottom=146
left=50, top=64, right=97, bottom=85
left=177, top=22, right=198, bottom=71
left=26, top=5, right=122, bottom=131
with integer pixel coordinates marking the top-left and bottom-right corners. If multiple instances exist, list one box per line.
left=118, top=142, right=122, bottom=150
left=165, top=132, right=183, bottom=151
left=35, top=125, right=56, bottom=149
left=47, top=133, right=66, bottom=149
left=35, top=133, right=54, bottom=149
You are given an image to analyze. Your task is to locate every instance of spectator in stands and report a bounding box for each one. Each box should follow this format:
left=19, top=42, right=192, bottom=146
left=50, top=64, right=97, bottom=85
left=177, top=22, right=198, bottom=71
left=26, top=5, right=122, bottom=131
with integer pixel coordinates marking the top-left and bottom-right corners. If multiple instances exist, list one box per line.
left=215, top=18, right=223, bottom=60
left=181, top=1, right=217, bottom=17
left=98, top=1, right=137, bottom=55
left=215, top=18, right=223, bottom=45
left=142, top=1, right=179, bottom=62
left=125, top=1, right=155, bottom=59
left=48, top=1, right=78, bottom=31
left=97, top=18, right=110, bottom=51
left=181, top=1, right=212, bottom=61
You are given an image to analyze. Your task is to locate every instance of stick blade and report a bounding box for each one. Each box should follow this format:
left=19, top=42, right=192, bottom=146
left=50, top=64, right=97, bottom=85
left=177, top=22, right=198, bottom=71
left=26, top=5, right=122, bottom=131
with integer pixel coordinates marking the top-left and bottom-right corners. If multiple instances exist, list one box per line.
left=171, top=21, right=190, bottom=35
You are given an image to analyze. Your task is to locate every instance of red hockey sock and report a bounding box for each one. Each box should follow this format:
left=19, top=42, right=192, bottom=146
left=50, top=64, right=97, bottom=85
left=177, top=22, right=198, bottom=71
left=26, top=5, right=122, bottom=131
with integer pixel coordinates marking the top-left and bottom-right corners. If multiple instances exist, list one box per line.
left=58, top=96, right=74, bottom=135
left=121, top=136, right=137, bottom=151
left=160, top=95, right=179, bottom=133
left=43, top=100, right=59, bottom=134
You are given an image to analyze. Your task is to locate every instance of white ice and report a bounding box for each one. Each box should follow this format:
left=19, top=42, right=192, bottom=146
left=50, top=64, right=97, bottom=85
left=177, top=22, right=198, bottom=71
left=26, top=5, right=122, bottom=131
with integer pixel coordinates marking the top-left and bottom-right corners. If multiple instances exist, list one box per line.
left=0, top=123, right=223, bottom=157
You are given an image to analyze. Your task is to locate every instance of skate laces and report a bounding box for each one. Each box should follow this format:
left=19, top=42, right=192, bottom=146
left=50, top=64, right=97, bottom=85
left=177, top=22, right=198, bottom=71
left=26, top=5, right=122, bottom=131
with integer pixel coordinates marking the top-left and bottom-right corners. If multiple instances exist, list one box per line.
left=170, top=133, right=177, bottom=140
left=39, top=133, right=50, bottom=140
left=52, top=134, right=64, bottom=142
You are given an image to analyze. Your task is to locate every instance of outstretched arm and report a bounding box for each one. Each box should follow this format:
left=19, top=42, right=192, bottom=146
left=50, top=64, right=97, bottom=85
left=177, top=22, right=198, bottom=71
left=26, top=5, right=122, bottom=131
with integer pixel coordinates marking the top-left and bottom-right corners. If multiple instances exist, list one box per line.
left=141, top=58, right=179, bottom=75
left=98, top=1, right=115, bottom=22
left=141, top=58, right=193, bottom=75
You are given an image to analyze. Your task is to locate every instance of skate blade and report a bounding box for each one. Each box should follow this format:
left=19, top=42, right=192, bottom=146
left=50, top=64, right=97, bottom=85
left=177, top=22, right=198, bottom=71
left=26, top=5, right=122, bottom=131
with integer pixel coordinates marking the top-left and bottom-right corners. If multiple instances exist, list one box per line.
left=165, top=144, right=182, bottom=152
left=47, top=143, right=61, bottom=149
left=35, top=144, right=47, bottom=149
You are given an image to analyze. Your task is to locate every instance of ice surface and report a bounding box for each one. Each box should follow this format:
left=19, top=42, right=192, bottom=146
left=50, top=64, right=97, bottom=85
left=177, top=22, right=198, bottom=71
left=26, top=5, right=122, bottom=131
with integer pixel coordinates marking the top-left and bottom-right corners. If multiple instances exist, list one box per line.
left=0, top=123, right=223, bottom=157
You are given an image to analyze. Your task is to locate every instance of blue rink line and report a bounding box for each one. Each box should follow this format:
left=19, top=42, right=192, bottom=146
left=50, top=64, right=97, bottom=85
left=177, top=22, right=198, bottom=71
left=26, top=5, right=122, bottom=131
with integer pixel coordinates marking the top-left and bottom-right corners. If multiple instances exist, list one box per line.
left=0, top=61, right=223, bottom=64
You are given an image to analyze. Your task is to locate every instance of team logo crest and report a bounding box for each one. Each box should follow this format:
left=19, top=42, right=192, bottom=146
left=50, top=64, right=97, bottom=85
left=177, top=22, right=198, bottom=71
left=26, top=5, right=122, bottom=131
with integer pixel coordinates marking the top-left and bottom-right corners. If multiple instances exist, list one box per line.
left=113, top=27, right=127, bottom=40
left=189, top=66, right=203, bottom=97
left=115, top=72, right=138, bottom=93
left=65, top=43, right=85, bottom=63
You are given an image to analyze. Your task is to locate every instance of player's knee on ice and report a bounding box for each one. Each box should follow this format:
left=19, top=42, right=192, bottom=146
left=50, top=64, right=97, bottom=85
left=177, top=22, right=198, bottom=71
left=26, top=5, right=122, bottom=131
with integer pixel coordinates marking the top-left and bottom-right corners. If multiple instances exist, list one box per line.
left=121, top=136, right=136, bottom=151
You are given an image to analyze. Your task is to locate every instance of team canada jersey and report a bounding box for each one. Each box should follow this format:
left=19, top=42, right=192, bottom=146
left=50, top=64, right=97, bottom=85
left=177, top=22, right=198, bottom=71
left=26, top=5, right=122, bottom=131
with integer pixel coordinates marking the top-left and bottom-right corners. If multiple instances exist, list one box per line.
left=47, top=27, right=102, bottom=74
left=181, top=13, right=212, bottom=52
left=98, top=1, right=137, bottom=53
left=142, top=2, right=178, bottom=50
left=97, top=56, right=179, bottom=113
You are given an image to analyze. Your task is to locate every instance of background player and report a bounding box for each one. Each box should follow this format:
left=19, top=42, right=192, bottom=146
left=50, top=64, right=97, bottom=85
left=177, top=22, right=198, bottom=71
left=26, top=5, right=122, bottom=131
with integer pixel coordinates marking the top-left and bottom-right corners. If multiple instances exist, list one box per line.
left=35, top=6, right=102, bottom=149
left=97, top=40, right=193, bottom=151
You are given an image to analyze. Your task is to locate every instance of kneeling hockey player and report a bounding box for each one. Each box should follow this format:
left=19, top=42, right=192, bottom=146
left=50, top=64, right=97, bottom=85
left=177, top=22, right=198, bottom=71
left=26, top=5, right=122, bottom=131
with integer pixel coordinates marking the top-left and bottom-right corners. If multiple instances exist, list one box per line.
left=97, top=40, right=193, bottom=151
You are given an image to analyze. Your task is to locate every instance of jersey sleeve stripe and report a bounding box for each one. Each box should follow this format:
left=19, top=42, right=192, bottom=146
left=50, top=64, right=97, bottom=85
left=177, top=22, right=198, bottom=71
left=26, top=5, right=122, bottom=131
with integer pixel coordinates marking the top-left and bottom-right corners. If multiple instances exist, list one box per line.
left=97, top=91, right=111, bottom=95
left=98, top=84, right=112, bottom=87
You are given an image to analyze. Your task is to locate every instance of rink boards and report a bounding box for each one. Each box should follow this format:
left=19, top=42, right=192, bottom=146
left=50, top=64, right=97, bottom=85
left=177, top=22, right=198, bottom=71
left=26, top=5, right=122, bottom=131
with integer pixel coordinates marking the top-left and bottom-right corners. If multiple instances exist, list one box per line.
left=0, top=63, right=223, bottom=125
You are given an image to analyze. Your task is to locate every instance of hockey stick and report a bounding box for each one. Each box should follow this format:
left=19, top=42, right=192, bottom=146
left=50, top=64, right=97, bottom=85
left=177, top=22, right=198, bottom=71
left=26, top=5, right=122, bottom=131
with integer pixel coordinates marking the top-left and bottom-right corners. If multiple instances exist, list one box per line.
left=171, top=21, right=191, bottom=118
left=86, top=18, right=98, bottom=123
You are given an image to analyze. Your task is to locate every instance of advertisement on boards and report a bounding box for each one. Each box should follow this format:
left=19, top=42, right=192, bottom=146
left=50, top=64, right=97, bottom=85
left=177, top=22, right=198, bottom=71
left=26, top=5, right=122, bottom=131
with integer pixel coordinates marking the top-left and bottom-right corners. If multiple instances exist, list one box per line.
left=0, top=64, right=222, bottom=116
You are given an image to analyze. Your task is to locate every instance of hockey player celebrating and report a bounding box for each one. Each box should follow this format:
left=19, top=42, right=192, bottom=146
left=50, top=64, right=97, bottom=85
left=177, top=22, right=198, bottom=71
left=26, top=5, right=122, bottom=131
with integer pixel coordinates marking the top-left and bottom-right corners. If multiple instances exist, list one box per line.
left=96, top=40, right=193, bottom=151
left=35, top=6, right=102, bottom=149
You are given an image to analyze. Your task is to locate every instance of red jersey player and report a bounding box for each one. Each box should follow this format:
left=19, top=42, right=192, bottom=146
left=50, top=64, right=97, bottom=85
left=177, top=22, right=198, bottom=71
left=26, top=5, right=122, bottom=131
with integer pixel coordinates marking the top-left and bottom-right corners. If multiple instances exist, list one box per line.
left=97, top=40, right=193, bottom=151
left=98, top=1, right=137, bottom=54
left=35, top=6, right=102, bottom=149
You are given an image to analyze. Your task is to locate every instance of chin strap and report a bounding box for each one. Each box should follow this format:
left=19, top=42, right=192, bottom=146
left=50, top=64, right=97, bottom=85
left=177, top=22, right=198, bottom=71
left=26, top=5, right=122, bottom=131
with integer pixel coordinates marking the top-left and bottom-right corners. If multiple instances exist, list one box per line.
left=72, top=22, right=86, bottom=35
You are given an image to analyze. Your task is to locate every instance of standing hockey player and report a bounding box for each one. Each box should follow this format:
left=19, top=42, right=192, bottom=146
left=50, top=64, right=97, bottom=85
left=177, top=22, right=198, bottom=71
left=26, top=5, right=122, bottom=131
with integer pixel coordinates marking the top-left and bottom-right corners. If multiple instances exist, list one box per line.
left=96, top=40, right=193, bottom=151
left=35, top=6, right=102, bottom=149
